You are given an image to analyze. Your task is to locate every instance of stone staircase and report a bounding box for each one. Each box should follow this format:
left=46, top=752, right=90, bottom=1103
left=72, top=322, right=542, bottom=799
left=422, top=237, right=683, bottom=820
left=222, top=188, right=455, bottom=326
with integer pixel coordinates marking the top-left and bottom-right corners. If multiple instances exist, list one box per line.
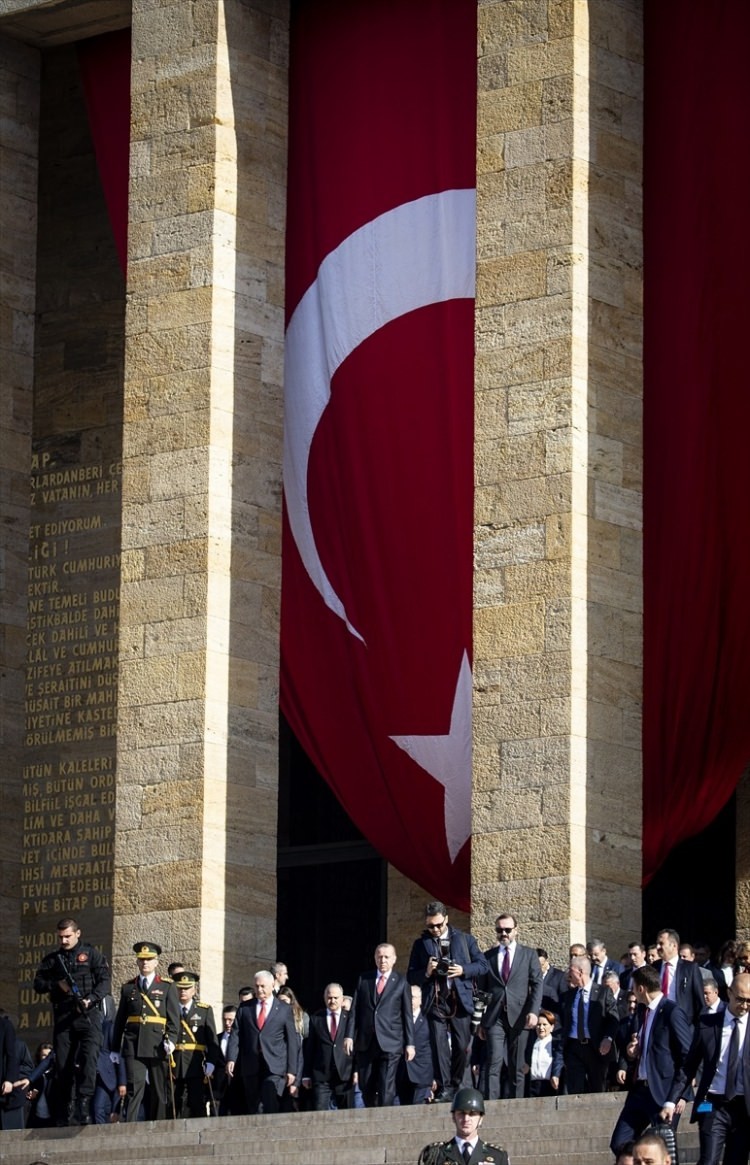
left=0, top=1095, right=700, bottom=1165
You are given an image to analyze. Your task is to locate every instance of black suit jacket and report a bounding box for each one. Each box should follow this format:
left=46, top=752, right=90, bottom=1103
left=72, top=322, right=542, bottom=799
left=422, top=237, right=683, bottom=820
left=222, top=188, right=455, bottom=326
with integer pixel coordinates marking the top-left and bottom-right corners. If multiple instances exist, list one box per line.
left=349, top=970, right=414, bottom=1055
left=683, top=1010, right=750, bottom=1119
left=479, top=943, right=543, bottom=1029
left=0, top=1017, right=20, bottom=1090
left=655, top=958, right=705, bottom=1025
left=405, top=1011, right=434, bottom=1086
left=407, top=927, right=488, bottom=1015
left=226, top=996, right=297, bottom=1079
left=559, top=981, right=619, bottom=1045
left=633, top=997, right=692, bottom=1108
left=303, top=1009, right=352, bottom=1084
left=541, top=965, right=568, bottom=1016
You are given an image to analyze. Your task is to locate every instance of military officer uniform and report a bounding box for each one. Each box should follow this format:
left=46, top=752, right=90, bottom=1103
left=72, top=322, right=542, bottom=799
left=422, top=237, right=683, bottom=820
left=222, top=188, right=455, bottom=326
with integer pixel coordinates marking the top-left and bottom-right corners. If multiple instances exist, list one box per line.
left=419, top=1087, right=510, bottom=1165
left=33, top=928, right=110, bottom=1124
left=173, top=971, right=221, bottom=1117
left=418, top=1137, right=510, bottom=1165
left=112, top=941, right=180, bottom=1121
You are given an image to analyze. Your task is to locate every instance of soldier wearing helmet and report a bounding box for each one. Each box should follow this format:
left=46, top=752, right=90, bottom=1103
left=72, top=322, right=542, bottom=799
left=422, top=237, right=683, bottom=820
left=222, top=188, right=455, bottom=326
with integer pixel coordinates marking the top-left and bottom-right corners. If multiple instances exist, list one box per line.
left=417, top=1087, right=510, bottom=1164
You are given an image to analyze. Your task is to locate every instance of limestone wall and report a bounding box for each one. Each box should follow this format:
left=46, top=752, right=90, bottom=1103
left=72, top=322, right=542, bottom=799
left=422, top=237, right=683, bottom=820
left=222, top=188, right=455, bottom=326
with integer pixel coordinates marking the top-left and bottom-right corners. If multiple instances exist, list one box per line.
left=472, top=0, right=643, bottom=962
left=115, top=0, right=288, bottom=1002
left=0, top=29, right=38, bottom=1010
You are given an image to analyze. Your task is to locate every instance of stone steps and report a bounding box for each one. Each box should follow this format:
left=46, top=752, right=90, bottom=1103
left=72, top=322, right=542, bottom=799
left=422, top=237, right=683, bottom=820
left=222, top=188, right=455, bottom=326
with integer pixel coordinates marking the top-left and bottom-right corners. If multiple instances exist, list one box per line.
left=0, top=1095, right=701, bottom=1165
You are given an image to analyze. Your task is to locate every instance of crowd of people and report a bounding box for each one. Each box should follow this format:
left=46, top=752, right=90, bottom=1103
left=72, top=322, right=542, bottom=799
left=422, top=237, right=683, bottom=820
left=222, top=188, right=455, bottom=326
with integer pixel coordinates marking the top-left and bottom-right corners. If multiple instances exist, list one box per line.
left=1, top=907, right=748, bottom=1164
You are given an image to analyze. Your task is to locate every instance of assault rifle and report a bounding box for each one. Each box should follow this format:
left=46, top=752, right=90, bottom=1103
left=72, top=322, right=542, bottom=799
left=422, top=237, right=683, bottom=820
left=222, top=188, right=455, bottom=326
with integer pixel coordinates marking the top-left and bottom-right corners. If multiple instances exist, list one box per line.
left=56, top=951, right=89, bottom=1016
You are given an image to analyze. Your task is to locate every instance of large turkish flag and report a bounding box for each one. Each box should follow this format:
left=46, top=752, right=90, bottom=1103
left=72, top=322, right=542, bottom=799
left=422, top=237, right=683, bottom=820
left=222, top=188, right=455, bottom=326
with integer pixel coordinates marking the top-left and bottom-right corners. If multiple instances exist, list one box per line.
left=281, top=0, right=477, bottom=909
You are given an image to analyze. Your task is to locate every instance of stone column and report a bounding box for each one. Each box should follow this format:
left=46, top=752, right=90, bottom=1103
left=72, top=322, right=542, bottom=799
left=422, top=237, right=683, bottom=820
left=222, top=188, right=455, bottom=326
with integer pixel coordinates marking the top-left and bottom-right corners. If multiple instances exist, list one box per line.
left=0, top=32, right=38, bottom=968
left=116, top=0, right=288, bottom=1002
left=473, top=0, right=643, bottom=960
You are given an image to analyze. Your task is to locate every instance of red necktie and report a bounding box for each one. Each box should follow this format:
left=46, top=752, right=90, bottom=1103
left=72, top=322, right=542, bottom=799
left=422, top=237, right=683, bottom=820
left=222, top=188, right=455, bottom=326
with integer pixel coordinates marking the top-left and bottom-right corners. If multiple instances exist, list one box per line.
left=501, top=948, right=510, bottom=983
left=376, top=975, right=386, bottom=995
left=661, top=963, right=670, bottom=995
left=330, top=1012, right=338, bottom=1040
left=640, top=1008, right=650, bottom=1058
left=257, top=1000, right=267, bottom=1029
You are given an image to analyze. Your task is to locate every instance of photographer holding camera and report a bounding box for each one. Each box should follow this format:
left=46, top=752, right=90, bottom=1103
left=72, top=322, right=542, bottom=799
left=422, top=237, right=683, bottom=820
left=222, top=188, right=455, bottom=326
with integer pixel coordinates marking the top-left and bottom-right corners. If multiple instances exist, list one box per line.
left=407, top=901, right=488, bottom=1104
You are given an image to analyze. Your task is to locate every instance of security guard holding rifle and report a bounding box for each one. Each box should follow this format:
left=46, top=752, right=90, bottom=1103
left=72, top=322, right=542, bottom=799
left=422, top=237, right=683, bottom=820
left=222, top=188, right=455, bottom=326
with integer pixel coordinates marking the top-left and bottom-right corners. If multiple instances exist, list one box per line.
left=112, top=941, right=180, bottom=1121
left=33, top=916, right=111, bottom=1125
left=172, top=970, right=221, bottom=1117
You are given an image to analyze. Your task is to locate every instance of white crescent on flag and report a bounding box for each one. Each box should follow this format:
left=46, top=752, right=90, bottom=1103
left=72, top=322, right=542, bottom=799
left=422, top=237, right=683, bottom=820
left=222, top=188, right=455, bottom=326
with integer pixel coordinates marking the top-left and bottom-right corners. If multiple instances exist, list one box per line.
left=283, top=188, right=477, bottom=643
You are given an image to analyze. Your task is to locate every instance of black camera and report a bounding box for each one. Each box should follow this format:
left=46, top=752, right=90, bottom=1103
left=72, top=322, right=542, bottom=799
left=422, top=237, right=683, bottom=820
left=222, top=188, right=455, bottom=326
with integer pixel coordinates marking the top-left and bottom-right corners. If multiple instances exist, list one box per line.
left=435, top=938, right=452, bottom=976
left=470, top=989, right=489, bottom=1033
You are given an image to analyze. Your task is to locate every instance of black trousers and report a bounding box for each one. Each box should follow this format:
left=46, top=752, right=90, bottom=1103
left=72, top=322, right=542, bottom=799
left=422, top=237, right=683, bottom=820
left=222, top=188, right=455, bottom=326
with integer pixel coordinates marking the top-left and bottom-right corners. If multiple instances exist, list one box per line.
left=428, top=1009, right=471, bottom=1093
left=52, top=1007, right=102, bottom=1121
left=356, top=1040, right=401, bottom=1107
left=610, top=1080, right=682, bottom=1153
left=484, top=1016, right=530, bottom=1099
left=563, top=1038, right=609, bottom=1094
left=696, top=1094, right=750, bottom=1165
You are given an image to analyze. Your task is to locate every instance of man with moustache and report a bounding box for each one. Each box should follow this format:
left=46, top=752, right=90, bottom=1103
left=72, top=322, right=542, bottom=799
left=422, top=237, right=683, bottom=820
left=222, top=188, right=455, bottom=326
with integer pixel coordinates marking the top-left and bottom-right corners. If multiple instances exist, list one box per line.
left=478, top=912, right=542, bottom=1099
left=345, top=943, right=414, bottom=1107
left=112, top=940, right=180, bottom=1122
left=301, top=982, right=353, bottom=1110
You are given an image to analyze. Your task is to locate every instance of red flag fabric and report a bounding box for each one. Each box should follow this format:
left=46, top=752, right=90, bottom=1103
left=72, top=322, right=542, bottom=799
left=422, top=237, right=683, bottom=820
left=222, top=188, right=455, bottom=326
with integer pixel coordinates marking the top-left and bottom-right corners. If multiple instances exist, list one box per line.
left=643, top=0, right=750, bottom=883
left=281, top=0, right=477, bottom=909
left=77, top=28, right=131, bottom=273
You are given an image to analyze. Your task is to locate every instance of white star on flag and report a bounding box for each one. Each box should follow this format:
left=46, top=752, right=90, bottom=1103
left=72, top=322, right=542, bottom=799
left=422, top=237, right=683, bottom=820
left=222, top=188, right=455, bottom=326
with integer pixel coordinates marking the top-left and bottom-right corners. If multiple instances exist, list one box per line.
left=389, top=651, right=473, bottom=861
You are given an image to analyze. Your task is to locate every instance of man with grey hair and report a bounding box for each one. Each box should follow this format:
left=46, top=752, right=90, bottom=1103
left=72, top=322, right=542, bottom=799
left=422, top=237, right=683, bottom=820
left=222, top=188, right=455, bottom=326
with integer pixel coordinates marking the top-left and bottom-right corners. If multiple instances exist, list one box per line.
left=225, top=970, right=297, bottom=1114
left=558, top=955, right=619, bottom=1093
left=587, top=938, right=623, bottom=985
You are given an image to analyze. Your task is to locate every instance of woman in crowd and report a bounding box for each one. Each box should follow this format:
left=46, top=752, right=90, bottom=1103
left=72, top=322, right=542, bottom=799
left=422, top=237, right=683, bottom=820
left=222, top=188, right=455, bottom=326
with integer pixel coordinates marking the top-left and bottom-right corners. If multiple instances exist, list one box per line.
left=277, top=985, right=309, bottom=1111
left=523, top=1010, right=561, bottom=1098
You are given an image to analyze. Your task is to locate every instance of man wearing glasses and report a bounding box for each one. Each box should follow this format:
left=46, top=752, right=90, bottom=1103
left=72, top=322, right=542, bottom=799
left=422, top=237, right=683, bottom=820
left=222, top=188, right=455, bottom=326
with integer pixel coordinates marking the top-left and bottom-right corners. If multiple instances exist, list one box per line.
left=407, top=901, right=487, bottom=1104
left=477, top=913, right=543, bottom=1099
left=680, top=971, right=750, bottom=1165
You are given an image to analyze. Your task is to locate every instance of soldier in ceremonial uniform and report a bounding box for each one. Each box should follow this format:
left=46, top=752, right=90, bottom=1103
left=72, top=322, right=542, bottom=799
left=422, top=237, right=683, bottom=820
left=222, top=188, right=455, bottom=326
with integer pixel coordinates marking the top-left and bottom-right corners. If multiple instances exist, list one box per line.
left=173, top=970, right=221, bottom=1117
left=112, top=940, right=180, bottom=1121
left=33, top=916, right=110, bottom=1125
left=418, top=1087, right=509, bottom=1165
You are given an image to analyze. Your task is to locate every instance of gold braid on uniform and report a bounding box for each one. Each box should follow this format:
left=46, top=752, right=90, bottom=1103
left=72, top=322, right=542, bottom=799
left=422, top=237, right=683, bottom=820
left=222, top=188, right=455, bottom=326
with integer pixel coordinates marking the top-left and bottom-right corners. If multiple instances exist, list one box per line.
left=417, top=1142, right=453, bottom=1165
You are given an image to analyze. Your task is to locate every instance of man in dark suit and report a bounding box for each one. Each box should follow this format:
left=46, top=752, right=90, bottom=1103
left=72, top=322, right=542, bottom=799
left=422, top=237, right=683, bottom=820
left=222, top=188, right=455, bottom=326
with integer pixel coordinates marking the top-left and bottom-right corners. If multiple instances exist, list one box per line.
left=621, top=943, right=648, bottom=992
left=588, top=938, right=624, bottom=985
left=396, top=985, right=435, bottom=1105
left=558, top=955, right=619, bottom=1093
left=225, top=969, right=298, bottom=1114
left=606, top=970, right=634, bottom=1020
left=344, top=942, right=415, bottom=1107
left=112, top=940, right=180, bottom=1122
left=610, top=964, right=692, bottom=1152
left=301, top=982, right=353, bottom=1110
left=680, top=970, right=750, bottom=1165
left=407, top=900, right=487, bottom=1103
left=537, top=948, right=567, bottom=1018
left=655, top=928, right=705, bottom=1026
left=478, top=912, right=543, bottom=1099
left=92, top=994, right=127, bottom=1124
